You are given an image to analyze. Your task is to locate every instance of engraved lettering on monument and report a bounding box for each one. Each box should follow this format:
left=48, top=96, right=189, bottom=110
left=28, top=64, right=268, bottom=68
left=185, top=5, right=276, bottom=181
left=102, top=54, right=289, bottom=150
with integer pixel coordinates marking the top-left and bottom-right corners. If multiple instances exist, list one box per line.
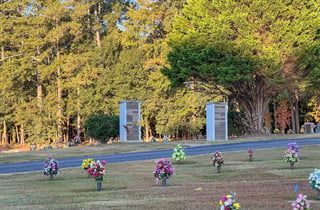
left=215, top=105, right=226, bottom=140
left=126, top=102, right=140, bottom=141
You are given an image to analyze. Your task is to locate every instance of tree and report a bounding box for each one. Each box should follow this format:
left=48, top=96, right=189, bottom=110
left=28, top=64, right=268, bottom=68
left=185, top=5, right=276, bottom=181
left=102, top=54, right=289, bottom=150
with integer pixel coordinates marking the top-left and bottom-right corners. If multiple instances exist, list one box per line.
left=164, top=0, right=320, bottom=134
left=84, top=114, right=119, bottom=142
left=276, top=100, right=291, bottom=133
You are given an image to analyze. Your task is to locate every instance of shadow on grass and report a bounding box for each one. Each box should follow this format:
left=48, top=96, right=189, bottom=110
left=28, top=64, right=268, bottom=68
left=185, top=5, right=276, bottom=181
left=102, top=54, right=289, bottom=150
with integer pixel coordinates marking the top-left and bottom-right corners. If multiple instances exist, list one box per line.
left=71, top=185, right=128, bottom=193
left=172, top=160, right=196, bottom=165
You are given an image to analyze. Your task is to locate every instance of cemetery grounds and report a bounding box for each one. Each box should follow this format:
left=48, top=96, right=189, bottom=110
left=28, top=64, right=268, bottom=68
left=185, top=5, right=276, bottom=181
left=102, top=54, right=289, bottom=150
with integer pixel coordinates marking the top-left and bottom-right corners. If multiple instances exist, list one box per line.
left=0, top=144, right=319, bottom=209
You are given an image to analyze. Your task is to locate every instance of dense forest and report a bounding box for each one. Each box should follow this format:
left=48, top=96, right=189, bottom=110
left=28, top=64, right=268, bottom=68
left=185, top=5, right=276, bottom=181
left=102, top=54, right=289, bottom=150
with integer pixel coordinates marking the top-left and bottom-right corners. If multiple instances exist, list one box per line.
left=0, top=0, right=319, bottom=145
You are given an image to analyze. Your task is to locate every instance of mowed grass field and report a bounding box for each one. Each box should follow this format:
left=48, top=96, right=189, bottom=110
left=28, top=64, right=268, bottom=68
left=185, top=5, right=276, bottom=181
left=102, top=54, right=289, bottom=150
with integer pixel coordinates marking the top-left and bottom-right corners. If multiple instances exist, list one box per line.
left=0, top=145, right=319, bottom=210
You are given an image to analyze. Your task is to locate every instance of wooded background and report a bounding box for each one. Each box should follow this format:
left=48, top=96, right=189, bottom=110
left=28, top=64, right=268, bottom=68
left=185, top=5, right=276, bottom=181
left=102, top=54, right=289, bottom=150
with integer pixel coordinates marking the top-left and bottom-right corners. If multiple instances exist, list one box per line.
left=1, top=0, right=319, bottom=145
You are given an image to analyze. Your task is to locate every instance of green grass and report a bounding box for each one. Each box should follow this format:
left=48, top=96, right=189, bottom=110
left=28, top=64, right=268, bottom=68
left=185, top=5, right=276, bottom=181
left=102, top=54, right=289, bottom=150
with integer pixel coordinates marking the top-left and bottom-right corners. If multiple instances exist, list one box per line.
left=0, top=145, right=320, bottom=209
left=1, top=133, right=319, bottom=164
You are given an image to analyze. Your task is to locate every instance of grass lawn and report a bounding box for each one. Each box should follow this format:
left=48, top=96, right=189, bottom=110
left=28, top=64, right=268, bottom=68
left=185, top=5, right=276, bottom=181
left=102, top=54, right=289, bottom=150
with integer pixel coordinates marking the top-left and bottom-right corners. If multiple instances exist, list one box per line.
left=0, top=145, right=319, bottom=209
left=1, top=133, right=319, bottom=164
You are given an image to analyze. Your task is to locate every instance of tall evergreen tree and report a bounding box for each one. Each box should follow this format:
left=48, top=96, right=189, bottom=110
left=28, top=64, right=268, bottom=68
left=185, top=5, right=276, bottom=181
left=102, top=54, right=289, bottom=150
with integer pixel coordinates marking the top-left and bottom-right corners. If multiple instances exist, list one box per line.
left=165, top=0, right=320, bottom=133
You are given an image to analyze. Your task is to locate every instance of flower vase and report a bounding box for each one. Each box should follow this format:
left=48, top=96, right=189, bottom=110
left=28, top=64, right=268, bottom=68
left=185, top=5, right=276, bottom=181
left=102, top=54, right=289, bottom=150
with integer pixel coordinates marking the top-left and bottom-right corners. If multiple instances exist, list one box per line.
left=217, top=166, right=221, bottom=173
left=290, top=162, right=294, bottom=169
left=162, top=178, right=167, bottom=186
left=96, top=181, right=102, bottom=191
left=249, top=155, right=253, bottom=162
left=49, top=174, right=54, bottom=180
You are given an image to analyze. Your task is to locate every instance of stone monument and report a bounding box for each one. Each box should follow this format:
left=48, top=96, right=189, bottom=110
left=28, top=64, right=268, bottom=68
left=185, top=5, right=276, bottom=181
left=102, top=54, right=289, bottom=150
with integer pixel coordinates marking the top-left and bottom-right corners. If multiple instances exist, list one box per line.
left=119, top=100, right=141, bottom=142
left=206, top=102, right=228, bottom=141
left=316, top=123, right=320, bottom=133
left=302, top=122, right=316, bottom=134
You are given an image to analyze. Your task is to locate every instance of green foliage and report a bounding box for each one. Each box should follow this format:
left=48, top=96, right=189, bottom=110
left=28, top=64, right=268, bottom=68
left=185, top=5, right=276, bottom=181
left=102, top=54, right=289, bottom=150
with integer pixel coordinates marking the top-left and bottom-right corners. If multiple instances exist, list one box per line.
left=84, top=115, right=119, bottom=142
left=1, top=0, right=319, bottom=144
left=165, top=0, right=320, bottom=133
left=163, top=45, right=256, bottom=88
left=228, top=110, right=246, bottom=136
left=301, top=44, right=320, bottom=90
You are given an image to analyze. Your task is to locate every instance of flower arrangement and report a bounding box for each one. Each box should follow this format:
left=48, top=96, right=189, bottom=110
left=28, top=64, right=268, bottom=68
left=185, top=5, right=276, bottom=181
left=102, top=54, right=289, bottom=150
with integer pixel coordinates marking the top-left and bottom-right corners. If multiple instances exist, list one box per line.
left=81, top=158, right=94, bottom=170
left=309, top=169, right=320, bottom=199
left=247, top=148, right=254, bottom=161
left=43, top=156, right=59, bottom=179
left=284, top=148, right=298, bottom=169
left=288, top=142, right=299, bottom=154
left=172, top=144, right=186, bottom=163
left=291, top=193, right=310, bottom=210
left=153, top=158, right=174, bottom=186
left=83, top=159, right=107, bottom=191
left=219, top=193, right=240, bottom=210
left=213, top=151, right=224, bottom=173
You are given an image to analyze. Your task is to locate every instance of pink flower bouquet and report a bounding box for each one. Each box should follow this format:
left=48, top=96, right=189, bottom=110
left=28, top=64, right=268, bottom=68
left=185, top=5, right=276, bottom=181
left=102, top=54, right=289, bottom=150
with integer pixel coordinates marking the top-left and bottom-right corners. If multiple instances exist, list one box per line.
left=153, top=158, right=174, bottom=186
left=85, top=159, right=107, bottom=181
left=291, top=193, right=310, bottom=210
left=284, top=148, right=298, bottom=169
left=84, top=159, right=107, bottom=191
left=43, top=156, right=59, bottom=179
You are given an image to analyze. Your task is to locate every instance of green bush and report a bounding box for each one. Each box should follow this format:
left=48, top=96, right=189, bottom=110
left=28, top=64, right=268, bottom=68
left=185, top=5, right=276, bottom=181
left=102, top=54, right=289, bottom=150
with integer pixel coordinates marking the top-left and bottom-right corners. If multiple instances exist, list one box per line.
left=84, top=114, right=119, bottom=142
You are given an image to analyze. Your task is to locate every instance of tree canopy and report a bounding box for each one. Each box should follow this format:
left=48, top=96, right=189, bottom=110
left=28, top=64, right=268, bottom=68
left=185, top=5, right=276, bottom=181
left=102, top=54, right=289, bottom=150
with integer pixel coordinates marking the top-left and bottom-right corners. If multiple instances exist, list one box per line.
left=0, top=0, right=319, bottom=145
left=164, top=0, right=320, bottom=133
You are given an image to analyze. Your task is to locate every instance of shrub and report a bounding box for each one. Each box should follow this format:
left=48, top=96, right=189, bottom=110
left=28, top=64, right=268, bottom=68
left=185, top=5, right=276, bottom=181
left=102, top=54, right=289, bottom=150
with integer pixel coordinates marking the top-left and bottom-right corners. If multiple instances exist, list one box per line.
left=84, top=114, right=119, bottom=142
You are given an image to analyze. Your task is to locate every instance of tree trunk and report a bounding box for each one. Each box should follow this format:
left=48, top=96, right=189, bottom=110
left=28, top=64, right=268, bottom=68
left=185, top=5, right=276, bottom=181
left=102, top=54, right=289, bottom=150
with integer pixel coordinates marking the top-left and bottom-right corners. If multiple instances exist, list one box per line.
left=3, top=120, right=8, bottom=145
left=57, top=48, right=63, bottom=143
left=273, top=101, right=277, bottom=131
left=77, top=87, right=81, bottom=137
left=234, top=75, right=269, bottom=134
left=66, top=116, right=70, bottom=142
left=20, top=124, right=25, bottom=146
left=94, top=3, right=101, bottom=48
left=145, top=120, right=149, bottom=140
left=11, top=129, right=16, bottom=145
left=263, top=110, right=272, bottom=134
left=239, top=94, right=267, bottom=134
left=290, top=100, right=296, bottom=133
left=36, top=47, right=43, bottom=111
left=294, top=100, right=300, bottom=134
left=15, top=124, right=20, bottom=144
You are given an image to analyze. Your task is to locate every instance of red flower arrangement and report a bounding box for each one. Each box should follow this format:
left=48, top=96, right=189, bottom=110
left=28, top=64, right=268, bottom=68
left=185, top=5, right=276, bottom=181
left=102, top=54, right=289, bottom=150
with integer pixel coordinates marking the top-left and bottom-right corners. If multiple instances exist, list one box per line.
left=213, top=151, right=224, bottom=173
left=86, top=160, right=107, bottom=181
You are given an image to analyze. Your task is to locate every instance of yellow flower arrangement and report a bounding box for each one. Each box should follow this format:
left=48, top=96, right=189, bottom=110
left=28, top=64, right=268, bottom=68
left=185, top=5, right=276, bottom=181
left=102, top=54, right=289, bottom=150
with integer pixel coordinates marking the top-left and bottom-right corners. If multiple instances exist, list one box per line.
left=81, top=158, right=94, bottom=170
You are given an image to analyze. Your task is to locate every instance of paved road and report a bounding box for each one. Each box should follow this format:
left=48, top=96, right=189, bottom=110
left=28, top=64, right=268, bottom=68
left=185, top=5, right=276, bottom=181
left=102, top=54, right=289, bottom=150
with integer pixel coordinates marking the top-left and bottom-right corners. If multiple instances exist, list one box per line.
left=0, top=137, right=319, bottom=174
